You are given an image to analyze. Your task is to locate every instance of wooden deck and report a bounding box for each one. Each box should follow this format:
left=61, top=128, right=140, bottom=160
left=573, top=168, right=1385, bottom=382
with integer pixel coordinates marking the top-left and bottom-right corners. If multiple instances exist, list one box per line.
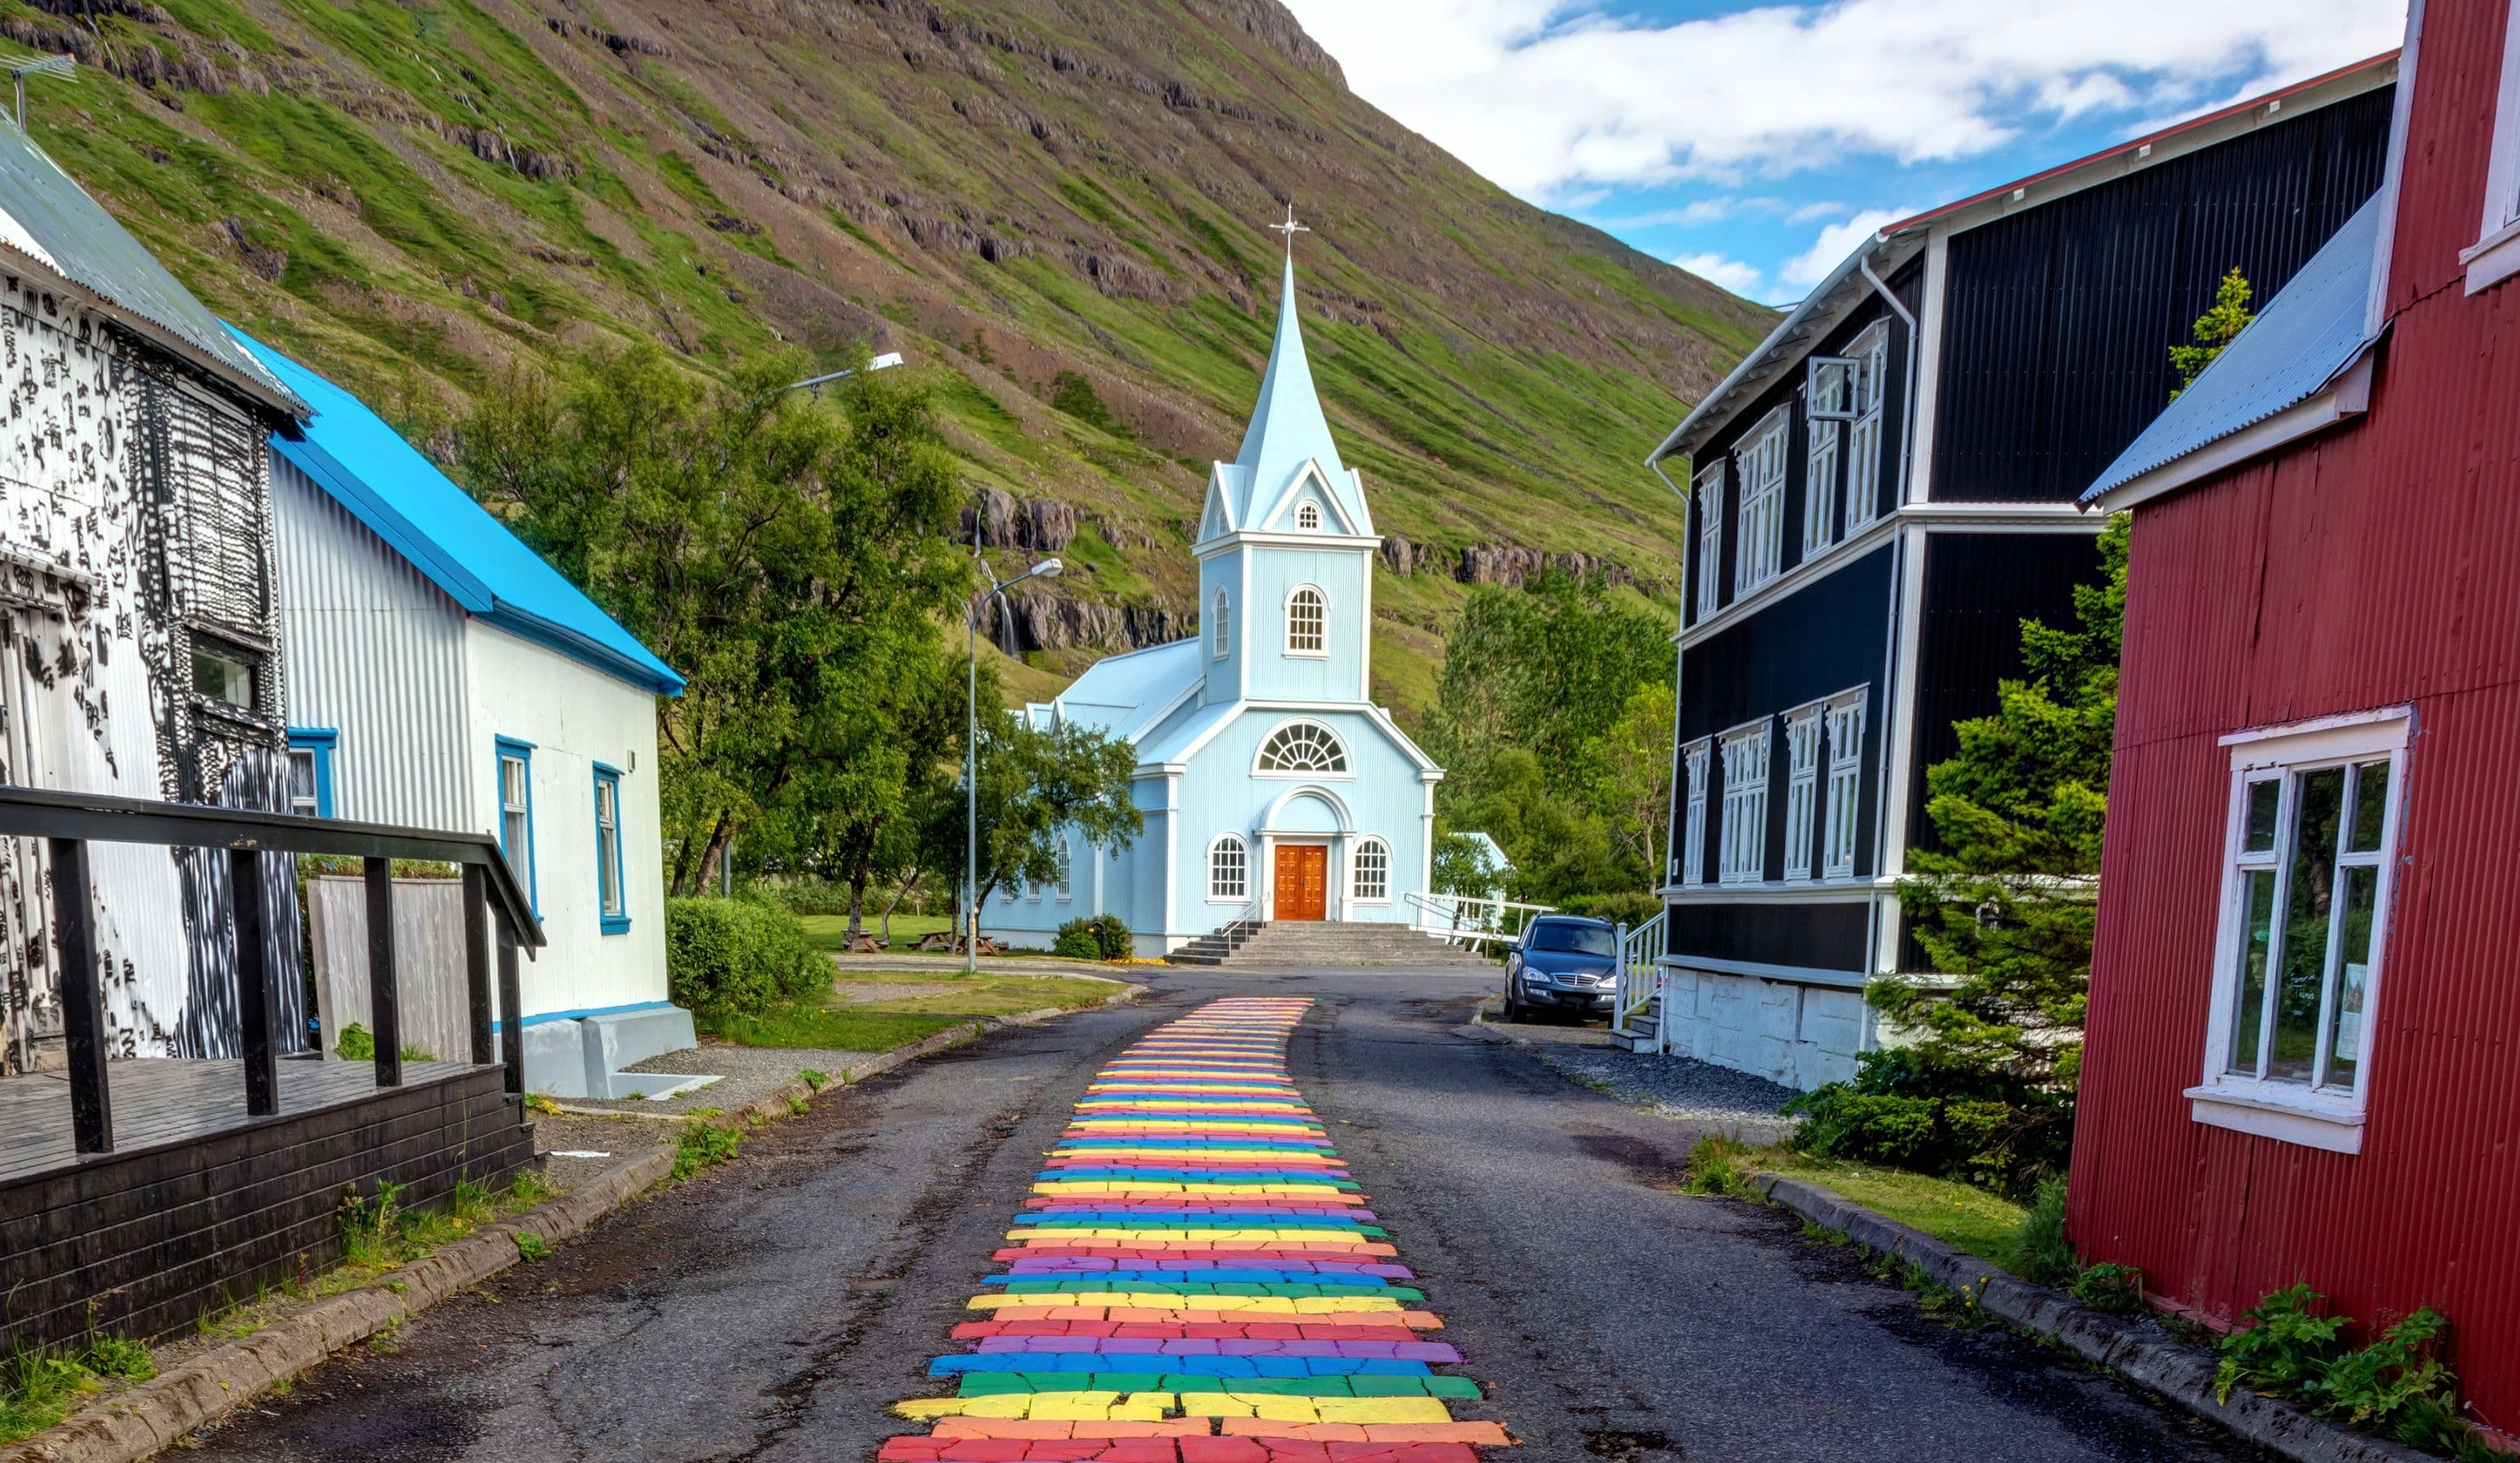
left=0, top=1056, right=488, bottom=1183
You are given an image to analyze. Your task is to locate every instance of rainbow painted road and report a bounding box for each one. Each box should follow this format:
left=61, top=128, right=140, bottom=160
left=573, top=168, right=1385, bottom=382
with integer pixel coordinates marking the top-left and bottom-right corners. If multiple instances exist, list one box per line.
left=880, top=996, right=1510, bottom=1462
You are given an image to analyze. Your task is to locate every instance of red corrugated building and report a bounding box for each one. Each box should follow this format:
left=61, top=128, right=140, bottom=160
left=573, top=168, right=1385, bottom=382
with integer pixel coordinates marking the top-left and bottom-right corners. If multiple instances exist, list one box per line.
left=2071, top=0, right=2520, bottom=1429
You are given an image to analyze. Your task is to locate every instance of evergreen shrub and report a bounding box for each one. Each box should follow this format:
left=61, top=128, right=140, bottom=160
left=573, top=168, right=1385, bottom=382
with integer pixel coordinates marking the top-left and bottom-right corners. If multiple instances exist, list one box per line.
left=667, top=896, right=829, bottom=1019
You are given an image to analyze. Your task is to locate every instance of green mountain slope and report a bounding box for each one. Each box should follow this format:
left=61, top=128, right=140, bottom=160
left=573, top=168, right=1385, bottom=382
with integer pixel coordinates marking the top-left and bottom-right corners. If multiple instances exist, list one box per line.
left=3, top=0, right=1769, bottom=715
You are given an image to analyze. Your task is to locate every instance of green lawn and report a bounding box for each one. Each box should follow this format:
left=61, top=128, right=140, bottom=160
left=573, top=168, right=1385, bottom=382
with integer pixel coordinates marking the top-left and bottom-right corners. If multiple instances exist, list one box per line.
left=799, top=913, right=952, bottom=950
left=1753, top=1149, right=2030, bottom=1274
left=699, top=968, right=1123, bottom=1051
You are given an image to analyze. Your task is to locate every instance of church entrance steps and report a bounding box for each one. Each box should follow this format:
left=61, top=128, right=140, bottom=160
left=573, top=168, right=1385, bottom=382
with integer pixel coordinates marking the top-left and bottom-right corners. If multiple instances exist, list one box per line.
left=1166, top=923, right=1494, bottom=970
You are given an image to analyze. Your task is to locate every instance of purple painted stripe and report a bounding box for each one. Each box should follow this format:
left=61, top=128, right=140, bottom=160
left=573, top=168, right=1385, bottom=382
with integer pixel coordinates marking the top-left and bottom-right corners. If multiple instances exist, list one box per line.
left=1001, top=1259, right=1413, bottom=1278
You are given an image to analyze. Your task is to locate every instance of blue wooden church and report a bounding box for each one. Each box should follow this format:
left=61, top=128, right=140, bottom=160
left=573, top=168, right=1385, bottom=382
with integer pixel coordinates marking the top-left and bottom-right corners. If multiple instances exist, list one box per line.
left=979, top=242, right=1443, bottom=957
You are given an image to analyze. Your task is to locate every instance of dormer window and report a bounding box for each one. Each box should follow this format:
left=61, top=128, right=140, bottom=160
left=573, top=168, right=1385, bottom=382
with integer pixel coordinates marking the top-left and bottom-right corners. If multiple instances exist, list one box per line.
left=1296, top=501, right=1322, bottom=532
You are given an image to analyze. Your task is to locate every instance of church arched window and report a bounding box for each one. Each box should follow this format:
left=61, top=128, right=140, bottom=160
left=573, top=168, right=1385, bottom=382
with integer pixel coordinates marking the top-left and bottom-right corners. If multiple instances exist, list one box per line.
left=1296, top=501, right=1323, bottom=532
left=1285, top=585, right=1326, bottom=655
left=1352, top=837, right=1389, bottom=901
left=1213, top=588, right=1231, bottom=659
left=1210, top=835, right=1248, bottom=900
left=1256, top=720, right=1349, bottom=775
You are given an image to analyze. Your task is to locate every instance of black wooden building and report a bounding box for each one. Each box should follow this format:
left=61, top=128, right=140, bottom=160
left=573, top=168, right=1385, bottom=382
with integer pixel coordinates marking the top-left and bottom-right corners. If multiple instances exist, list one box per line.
left=1636, top=53, right=2400, bottom=1086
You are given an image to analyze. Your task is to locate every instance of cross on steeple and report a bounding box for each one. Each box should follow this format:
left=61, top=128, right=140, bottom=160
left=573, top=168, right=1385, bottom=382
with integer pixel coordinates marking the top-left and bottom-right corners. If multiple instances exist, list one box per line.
left=1267, top=203, right=1309, bottom=258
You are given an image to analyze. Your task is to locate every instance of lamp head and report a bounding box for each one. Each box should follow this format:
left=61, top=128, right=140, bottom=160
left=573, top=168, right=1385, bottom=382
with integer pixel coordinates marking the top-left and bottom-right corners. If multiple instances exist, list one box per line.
left=1035, top=558, right=1063, bottom=580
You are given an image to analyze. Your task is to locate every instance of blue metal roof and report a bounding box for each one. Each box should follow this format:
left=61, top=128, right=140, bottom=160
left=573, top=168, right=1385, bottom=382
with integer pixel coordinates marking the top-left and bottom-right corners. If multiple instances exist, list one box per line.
left=0, top=124, right=298, bottom=412
left=1054, top=637, right=1201, bottom=741
left=233, top=329, right=684, bottom=696
left=2083, top=193, right=2385, bottom=503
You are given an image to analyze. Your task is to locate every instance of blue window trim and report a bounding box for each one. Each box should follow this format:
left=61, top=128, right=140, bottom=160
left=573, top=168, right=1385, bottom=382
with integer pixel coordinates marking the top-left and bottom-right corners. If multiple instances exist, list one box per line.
left=286, top=727, right=337, bottom=818
left=493, top=736, right=540, bottom=921
left=592, top=761, right=630, bottom=935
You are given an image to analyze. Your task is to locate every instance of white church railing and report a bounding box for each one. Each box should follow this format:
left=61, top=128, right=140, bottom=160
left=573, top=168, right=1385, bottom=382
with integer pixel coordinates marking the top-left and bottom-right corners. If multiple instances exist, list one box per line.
left=1404, top=890, right=1553, bottom=946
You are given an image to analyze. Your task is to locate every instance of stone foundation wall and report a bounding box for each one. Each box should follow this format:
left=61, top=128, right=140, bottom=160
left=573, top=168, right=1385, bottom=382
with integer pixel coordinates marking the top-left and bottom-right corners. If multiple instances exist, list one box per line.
left=1660, top=967, right=1871, bottom=1092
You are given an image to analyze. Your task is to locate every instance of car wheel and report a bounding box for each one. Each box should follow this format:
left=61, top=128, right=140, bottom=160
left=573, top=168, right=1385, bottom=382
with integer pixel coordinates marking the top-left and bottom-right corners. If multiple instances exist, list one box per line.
left=1501, top=990, right=1524, bottom=1024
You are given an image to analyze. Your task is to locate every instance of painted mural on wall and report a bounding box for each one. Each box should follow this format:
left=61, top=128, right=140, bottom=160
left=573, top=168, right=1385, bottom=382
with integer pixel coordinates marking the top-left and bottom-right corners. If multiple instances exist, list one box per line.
left=0, top=275, right=302, bottom=1075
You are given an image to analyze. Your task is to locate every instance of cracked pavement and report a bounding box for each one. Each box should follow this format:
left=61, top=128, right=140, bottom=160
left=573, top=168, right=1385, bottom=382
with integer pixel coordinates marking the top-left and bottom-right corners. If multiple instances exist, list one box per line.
left=189, top=966, right=2270, bottom=1462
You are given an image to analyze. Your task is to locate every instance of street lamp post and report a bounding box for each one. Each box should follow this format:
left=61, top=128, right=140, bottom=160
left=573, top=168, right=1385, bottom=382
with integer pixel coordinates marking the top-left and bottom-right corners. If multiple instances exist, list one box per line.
left=966, top=551, right=1062, bottom=973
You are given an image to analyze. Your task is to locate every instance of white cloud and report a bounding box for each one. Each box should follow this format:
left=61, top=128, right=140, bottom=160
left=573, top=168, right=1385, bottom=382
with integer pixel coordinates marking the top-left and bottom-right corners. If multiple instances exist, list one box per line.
left=1779, top=206, right=1911, bottom=289
left=1281, top=0, right=2406, bottom=202
left=1672, top=251, right=1766, bottom=296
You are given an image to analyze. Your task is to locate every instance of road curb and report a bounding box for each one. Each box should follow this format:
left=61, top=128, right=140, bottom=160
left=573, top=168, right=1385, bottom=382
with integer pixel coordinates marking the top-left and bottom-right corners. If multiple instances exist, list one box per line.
left=5, top=983, right=1147, bottom=1463
left=1748, top=1172, right=2435, bottom=1463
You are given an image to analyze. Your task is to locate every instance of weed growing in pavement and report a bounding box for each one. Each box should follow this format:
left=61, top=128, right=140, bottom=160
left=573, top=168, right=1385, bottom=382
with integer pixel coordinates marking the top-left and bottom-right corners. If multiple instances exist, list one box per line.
left=2070, top=1263, right=2146, bottom=1317
left=1681, top=1135, right=1757, bottom=1198
left=524, top=1093, right=563, bottom=1116
left=451, top=1179, right=494, bottom=1226
left=797, top=1068, right=830, bottom=1092
left=673, top=1119, right=743, bottom=1179
left=510, top=1170, right=555, bottom=1208
left=0, top=1333, right=158, bottom=1444
left=2014, top=1176, right=2075, bottom=1285
left=788, top=1096, right=811, bottom=1116
left=515, top=1231, right=554, bottom=1262
left=2212, top=1286, right=2500, bottom=1459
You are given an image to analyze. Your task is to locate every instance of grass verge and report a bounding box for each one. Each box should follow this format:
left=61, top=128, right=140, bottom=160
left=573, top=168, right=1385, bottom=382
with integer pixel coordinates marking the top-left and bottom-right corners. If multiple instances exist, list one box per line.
left=699, top=969, right=1121, bottom=1050
left=1684, top=1135, right=2029, bottom=1274
left=799, top=913, right=951, bottom=950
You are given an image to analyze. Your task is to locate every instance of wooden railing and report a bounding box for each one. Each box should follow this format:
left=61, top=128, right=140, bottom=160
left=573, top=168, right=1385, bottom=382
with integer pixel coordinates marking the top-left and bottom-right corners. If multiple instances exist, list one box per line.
left=6, top=785, right=546, bottom=1157
left=1612, top=909, right=1668, bottom=1048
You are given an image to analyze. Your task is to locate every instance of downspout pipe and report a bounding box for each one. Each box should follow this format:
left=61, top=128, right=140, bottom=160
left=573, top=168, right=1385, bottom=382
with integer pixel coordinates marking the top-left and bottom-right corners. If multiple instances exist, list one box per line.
left=1857, top=245, right=1922, bottom=1000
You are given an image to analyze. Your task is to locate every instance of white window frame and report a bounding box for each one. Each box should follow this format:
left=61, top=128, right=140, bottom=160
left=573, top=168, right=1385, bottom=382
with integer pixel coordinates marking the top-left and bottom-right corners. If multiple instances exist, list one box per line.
left=1352, top=836, right=1390, bottom=903
left=1845, top=323, right=1889, bottom=536
left=1054, top=838, right=1073, bottom=901
left=2468, top=5, right=2520, bottom=293
left=1693, top=461, right=1723, bottom=621
left=1284, top=584, right=1328, bottom=658
left=1208, top=833, right=1249, bottom=902
left=2191, top=709, right=2411, bottom=1155
left=1822, top=689, right=1866, bottom=879
left=1680, top=739, right=1710, bottom=888
left=1213, top=588, right=1231, bottom=659
left=1802, top=363, right=1844, bottom=562
left=1735, top=408, right=1788, bottom=595
left=1253, top=718, right=1352, bottom=777
left=1781, top=705, right=1822, bottom=880
left=1296, top=501, right=1323, bottom=531
left=1717, top=720, right=1771, bottom=886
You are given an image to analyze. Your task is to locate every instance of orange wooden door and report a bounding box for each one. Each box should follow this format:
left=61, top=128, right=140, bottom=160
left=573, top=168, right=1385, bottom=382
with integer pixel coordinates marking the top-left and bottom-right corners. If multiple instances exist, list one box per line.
left=1273, top=844, right=1327, bottom=921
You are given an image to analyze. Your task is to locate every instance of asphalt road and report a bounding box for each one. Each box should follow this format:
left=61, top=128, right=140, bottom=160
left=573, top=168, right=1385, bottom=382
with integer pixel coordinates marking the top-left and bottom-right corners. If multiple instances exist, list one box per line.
left=190, top=966, right=2266, bottom=1463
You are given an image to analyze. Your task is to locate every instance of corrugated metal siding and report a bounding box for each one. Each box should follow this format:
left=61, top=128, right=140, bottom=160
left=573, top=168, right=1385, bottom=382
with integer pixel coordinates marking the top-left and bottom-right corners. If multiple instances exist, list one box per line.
left=270, top=454, right=474, bottom=832
left=2073, top=165, right=2520, bottom=1424
left=1933, top=86, right=2394, bottom=502
left=2386, top=1, right=2513, bottom=315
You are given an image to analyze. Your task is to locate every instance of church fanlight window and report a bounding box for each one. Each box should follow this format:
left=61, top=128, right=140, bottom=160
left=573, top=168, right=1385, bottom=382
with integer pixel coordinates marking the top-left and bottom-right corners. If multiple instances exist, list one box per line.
left=1296, top=501, right=1323, bottom=531
left=1213, top=588, right=1231, bottom=659
left=1353, top=837, right=1390, bottom=901
left=1210, top=835, right=1249, bottom=901
left=1286, top=586, right=1327, bottom=656
left=1256, top=720, right=1349, bottom=775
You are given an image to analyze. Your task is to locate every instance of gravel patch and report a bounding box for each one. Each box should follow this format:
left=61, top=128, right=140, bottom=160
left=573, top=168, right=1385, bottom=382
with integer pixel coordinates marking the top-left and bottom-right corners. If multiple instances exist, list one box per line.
left=1540, top=1045, right=1802, bottom=1138
left=555, top=1040, right=884, bottom=1116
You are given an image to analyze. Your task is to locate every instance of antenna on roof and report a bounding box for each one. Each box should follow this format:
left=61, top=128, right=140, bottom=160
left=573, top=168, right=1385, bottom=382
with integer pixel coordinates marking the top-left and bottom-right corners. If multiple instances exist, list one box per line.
left=7, top=54, right=73, bottom=131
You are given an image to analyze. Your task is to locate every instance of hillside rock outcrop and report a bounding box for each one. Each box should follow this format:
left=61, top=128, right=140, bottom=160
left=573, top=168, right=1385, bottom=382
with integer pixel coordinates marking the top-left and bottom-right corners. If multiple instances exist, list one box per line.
left=963, top=489, right=1078, bottom=553
left=1454, top=543, right=1637, bottom=589
left=994, top=596, right=1186, bottom=654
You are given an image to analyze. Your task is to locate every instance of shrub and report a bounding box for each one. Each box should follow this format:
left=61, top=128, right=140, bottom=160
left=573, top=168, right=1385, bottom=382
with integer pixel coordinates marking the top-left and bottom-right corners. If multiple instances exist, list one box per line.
left=1782, top=1047, right=2072, bottom=1197
left=1052, top=914, right=1132, bottom=961
left=1682, top=1134, right=1756, bottom=1197
left=2211, top=1287, right=2483, bottom=1452
left=1052, top=918, right=1102, bottom=961
left=746, top=875, right=854, bottom=917
left=666, top=897, right=829, bottom=1019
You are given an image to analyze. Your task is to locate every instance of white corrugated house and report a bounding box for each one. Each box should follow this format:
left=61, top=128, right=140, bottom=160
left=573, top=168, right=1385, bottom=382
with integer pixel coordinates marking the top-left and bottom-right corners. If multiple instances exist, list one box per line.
left=232, top=329, right=693, bottom=1099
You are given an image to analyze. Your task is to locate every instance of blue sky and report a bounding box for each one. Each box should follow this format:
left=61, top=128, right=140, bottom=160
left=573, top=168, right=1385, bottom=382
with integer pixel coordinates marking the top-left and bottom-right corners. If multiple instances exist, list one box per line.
left=1277, top=0, right=2409, bottom=305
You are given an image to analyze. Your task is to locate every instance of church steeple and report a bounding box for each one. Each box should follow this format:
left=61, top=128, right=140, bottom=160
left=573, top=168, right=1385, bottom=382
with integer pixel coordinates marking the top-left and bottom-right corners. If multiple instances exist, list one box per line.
left=1200, top=218, right=1372, bottom=545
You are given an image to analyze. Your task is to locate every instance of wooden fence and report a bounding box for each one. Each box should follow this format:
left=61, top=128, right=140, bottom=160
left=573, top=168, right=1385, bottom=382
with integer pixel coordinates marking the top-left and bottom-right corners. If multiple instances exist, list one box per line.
left=307, top=874, right=478, bottom=1063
